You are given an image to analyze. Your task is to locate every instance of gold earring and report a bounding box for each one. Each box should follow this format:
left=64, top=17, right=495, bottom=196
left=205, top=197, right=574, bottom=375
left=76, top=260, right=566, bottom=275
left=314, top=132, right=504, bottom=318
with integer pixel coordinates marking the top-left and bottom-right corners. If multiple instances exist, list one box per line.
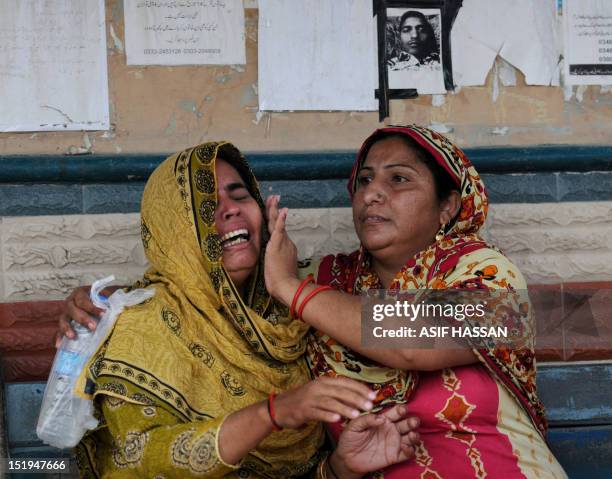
left=435, top=223, right=446, bottom=242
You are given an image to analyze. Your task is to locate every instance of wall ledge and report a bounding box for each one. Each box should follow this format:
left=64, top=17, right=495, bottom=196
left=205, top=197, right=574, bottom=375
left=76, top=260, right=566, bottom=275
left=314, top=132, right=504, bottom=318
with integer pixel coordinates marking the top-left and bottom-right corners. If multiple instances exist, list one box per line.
left=1, top=145, right=611, bottom=183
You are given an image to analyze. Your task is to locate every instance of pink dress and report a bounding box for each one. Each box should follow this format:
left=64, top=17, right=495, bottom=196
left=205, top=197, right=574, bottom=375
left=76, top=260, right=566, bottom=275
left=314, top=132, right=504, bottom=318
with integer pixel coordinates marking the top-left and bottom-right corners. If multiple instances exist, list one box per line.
left=328, top=364, right=566, bottom=478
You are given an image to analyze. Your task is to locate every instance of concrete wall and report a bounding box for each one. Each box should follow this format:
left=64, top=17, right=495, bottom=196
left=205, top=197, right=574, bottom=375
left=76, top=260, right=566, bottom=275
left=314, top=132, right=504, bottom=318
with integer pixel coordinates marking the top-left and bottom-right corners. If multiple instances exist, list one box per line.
left=2, top=199, right=612, bottom=381
left=0, top=0, right=611, bottom=155
left=1, top=202, right=612, bottom=303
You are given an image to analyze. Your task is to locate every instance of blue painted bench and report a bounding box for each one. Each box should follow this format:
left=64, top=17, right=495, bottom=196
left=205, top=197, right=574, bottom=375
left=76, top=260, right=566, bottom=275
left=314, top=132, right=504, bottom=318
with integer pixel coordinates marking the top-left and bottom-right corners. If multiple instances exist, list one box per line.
left=2, top=362, right=611, bottom=478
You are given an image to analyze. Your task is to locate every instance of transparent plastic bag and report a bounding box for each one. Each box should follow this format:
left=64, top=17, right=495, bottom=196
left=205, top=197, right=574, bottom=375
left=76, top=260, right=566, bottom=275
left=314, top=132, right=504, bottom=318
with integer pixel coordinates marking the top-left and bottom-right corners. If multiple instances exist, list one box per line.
left=36, top=276, right=154, bottom=448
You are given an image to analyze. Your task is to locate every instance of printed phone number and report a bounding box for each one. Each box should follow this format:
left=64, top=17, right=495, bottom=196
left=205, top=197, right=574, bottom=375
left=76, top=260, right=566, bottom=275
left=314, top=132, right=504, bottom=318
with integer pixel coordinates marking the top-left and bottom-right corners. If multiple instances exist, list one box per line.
left=143, top=48, right=221, bottom=54
left=4, top=458, right=69, bottom=472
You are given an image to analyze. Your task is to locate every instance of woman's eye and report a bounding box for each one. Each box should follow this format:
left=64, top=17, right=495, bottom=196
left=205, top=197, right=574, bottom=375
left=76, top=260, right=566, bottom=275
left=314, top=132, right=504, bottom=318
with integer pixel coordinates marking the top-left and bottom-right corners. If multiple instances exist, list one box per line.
left=358, top=176, right=371, bottom=185
left=392, top=174, right=408, bottom=183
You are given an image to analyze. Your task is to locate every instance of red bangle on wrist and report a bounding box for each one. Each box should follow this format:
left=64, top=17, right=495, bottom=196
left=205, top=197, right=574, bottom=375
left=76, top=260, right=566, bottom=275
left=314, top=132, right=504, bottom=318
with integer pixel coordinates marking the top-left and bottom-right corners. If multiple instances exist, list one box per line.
left=290, top=274, right=314, bottom=319
left=267, top=393, right=283, bottom=431
left=296, top=285, right=334, bottom=321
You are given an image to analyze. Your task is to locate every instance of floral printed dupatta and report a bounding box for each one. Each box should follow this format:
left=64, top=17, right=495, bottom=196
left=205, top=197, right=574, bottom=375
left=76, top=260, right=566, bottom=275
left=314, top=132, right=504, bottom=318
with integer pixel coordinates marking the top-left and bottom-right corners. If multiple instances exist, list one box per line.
left=309, top=126, right=547, bottom=438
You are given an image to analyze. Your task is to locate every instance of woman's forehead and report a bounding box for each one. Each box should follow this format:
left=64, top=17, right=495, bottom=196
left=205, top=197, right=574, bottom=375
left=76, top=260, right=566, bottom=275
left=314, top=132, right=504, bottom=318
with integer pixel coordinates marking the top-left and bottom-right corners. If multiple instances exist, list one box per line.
left=215, top=158, right=237, bottom=174
left=362, top=137, right=421, bottom=166
left=216, top=158, right=250, bottom=185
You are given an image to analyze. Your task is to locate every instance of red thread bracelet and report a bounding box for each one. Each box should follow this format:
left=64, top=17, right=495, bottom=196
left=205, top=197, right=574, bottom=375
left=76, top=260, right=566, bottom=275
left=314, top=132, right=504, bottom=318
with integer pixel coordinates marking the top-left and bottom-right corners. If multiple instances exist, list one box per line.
left=267, top=393, right=283, bottom=431
left=290, top=274, right=314, bottom=319
left=297, top=285, right=333, bottom=320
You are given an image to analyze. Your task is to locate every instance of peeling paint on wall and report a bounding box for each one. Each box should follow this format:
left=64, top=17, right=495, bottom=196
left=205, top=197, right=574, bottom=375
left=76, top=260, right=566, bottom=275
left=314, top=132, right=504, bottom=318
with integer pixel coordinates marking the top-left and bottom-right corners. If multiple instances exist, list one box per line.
left=253, top=111, right=265, bottom=125
left=164, top=114, right=177, bottom=136
left=216, top=74, right=233, bottom=84
left=432, top=95, right=446, bottom=107
left=575, top=85, right=588, bottom=103
left=128, top=70, right=144, bottom=79
left=428, top=122, right=454, bottom=134
left=101, top=130, right=116, bottom=139
left=491, top=126, right=510, bottom=136
left=109, top=24, right=124, bottom=53
left=66, top=133, right=93, bottom=155
left=178, top=100, right=198, bottom=115
left=240, top=85, right=258, bottom=107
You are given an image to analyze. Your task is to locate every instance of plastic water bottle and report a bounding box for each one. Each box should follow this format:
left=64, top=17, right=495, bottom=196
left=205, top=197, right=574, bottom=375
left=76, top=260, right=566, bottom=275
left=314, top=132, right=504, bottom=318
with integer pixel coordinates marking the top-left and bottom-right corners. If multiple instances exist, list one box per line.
left=36, top=322, right=99, bottom=448
left=36, top=275, right=155, bottom=449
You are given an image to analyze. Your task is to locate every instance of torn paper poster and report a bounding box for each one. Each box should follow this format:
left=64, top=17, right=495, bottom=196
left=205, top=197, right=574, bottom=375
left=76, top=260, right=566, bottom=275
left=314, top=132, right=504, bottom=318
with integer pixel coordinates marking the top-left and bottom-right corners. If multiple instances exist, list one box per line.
left=451, top=0, right=560, bottom=86
left=564, top=0, right=612, bottom=85
left=0, top=0, right=109, bottom=132
left=124, top=0, right=245, bottom=66
left=258, top=0, right=377, bottom=111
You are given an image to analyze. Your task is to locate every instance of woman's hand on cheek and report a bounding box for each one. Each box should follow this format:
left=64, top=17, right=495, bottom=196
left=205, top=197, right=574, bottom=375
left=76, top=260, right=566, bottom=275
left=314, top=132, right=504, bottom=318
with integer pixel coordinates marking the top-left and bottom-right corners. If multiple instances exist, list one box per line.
left=264, top=196, right=299, bottom=304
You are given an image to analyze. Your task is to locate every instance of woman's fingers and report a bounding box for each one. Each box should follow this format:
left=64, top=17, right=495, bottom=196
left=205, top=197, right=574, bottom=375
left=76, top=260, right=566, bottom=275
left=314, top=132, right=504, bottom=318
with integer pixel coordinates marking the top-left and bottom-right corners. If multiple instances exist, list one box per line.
left=66, top=294, right=99, bottom=330
left=345, top=412, right=385, bottom=432
left=407, top=430, right=420, bottom=445
left=382, top=405, right=420, bottom=440
left=308, top=410, right=342, bottom=424
left=56, top=286, right=99, bottom=345
left=273, top=207, right=289, bottom=236
left=319, top=376, right=376, bottom=400
left=265, top=196, right=290, bottom=240
left=401, top=431, right=420, bottom=449
left=57, top=315, right=76, bottom=341
left=276, top=378, right=377, bottom=428
left=315, top=377, right=375, bottom=410
left=381, top=404, right=407, bottom=422
left=315, top=396, right=371, bottom=420
left=397, top=444, right=415, bottom=462
left=394, top=416, right=420, bottom=434
left=71, top=286, right=102, bottom=317
left=265, top=195, right=280, bottom=235
left=407, top=416, right=420, bottom=429
left=55, top=327, right=70, bottom=348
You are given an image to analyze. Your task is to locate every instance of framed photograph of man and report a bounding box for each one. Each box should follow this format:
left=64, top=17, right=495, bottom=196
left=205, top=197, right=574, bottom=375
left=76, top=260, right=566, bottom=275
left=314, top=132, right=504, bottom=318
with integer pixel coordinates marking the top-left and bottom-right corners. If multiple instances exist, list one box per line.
left=386, top=8, right=444, bottom=92
left=374, top=0, right=462, bottom=120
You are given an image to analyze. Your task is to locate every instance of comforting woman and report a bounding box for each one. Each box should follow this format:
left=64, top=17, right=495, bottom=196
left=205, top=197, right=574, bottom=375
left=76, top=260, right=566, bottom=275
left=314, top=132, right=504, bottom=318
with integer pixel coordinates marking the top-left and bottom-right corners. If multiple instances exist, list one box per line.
left=265, top=126, right=568, bottom=479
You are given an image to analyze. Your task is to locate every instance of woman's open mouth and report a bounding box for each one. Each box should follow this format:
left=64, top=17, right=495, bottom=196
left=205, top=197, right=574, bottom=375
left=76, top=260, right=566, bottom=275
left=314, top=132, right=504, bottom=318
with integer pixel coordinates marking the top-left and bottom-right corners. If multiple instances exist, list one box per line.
left=220, top=228, right=250, bottom=249
left=363, top=215, right=389, bottom=224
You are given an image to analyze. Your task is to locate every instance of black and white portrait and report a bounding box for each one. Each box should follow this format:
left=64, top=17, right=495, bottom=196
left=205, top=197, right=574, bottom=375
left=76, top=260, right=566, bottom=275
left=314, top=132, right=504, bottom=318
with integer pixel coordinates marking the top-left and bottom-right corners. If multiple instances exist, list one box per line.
left=385, top=7, right=445, bottom=94
left=387, top=10, right=441, bottom=69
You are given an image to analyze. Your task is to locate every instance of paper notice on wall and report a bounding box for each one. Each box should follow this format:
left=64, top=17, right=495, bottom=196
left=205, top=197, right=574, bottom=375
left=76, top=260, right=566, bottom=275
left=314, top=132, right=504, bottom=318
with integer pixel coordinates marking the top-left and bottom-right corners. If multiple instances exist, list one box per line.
left=258, top=0, right=377, bottom=111
left=451, top=0, right=560, bottom=86
left=124, top=0, right=245, bottom=66
left=0, top=0, right=109, bottom=132
left=564, top=0, right=612, bottom=85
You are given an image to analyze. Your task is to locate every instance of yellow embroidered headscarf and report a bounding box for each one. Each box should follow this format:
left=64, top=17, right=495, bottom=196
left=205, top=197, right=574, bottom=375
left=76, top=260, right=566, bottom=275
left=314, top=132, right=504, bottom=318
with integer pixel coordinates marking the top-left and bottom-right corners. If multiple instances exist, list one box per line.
left=86, top=141, right=323, bottom=474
